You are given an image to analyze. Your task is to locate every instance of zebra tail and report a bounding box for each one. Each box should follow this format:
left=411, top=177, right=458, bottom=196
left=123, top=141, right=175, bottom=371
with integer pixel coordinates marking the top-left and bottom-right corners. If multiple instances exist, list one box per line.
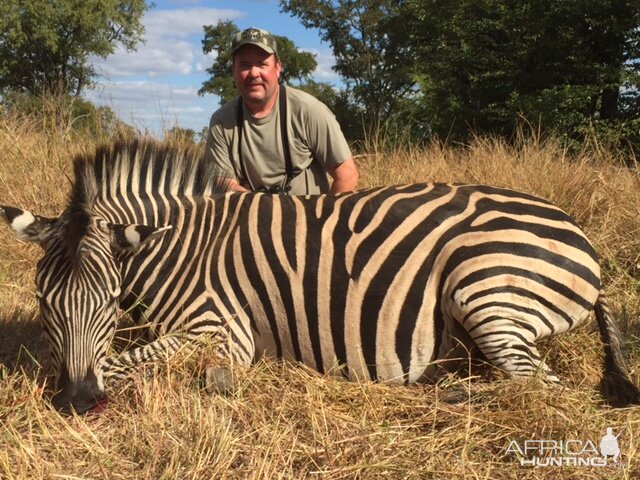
left=594, top=294, right=640, bottom=407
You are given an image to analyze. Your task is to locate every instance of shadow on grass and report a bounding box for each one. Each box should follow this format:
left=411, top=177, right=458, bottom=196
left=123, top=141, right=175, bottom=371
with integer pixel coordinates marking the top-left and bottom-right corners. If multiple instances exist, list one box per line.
left=617, top=304, right=640, bottom=340
left=0, top=307, right=49, bottom=381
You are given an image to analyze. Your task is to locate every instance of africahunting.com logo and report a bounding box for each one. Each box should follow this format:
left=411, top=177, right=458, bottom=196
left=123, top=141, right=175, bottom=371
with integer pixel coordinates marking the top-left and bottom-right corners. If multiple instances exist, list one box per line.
left=505, top=427, right=626, bottom=467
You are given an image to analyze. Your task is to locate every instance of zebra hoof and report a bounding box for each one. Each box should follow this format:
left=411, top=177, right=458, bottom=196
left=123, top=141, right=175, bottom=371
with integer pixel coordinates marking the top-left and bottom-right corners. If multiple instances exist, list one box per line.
left=204, top=367, right=235, bottom=395
left=438, top=384, right=471, bottom=404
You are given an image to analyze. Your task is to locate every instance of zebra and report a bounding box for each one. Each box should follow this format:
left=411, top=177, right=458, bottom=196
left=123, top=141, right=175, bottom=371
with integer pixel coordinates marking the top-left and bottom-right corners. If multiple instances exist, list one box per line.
left=1, top=138, right=638, bottom=413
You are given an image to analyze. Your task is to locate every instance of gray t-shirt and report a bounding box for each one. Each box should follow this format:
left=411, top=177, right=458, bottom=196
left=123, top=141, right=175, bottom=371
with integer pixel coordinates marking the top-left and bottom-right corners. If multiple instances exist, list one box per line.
left=204, top=86, right=352, bottom=195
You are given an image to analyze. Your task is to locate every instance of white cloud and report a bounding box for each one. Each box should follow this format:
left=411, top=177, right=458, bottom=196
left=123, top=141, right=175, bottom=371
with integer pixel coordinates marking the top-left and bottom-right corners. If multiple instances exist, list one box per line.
left=143, top=8, right=240, bottom=39
left=195, top=51, right=218, bottom=73
left=167, top=0, right=203, bottom=4
left=94, top=41, right=195, bottom=78
left=85, top=81, right=219, bottom=133
left=304, top=49, right=340, bottom=84
left=91, top=8, right=242, bottom=79
left=85, top=4, right=340, bottom=135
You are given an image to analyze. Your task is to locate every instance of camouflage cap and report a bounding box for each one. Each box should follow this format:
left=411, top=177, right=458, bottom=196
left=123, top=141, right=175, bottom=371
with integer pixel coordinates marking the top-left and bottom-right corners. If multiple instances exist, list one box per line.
left=231, top=27, right=278, bottom=56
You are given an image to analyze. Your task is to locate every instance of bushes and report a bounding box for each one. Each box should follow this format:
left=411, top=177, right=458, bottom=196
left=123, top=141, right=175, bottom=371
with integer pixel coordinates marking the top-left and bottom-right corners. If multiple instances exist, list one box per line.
left=1, top=92, right=134, bottom=142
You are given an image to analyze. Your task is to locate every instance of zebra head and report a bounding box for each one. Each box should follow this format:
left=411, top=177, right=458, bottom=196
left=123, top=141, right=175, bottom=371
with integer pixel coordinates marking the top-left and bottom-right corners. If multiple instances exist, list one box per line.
left=1, top=205, right=170, bottom=414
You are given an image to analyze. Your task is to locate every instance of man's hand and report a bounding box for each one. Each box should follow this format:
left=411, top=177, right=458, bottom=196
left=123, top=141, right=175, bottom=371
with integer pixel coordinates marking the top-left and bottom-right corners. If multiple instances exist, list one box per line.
left=222, top=178, right=250, bottom=192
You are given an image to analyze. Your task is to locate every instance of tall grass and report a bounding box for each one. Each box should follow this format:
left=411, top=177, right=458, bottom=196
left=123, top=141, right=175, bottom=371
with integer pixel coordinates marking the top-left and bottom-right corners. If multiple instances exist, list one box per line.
left=0, top=113, right=639, bottom=479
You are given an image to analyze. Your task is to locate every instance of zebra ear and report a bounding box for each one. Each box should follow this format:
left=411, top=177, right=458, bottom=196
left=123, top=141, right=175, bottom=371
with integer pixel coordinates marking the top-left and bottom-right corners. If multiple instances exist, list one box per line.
left=105, top=222, right=173, bottom=252
left=0, top=205, right=57, bottom=245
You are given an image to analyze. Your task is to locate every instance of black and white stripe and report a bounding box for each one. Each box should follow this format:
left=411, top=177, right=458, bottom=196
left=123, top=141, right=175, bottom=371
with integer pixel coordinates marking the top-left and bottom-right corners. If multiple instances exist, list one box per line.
left=2, top=139, right=638, bottom=411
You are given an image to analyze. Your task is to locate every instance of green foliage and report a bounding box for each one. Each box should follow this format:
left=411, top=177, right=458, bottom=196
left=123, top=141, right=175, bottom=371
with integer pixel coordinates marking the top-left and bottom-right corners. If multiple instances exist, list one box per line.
left=280, top=0, right=639, bottom=153
left=578, top=118, right=640, bottom=162
left=281, top=0, right=415, bottom=142
left=277, top=36, right=319, bottom=84
left=0, top=0, right=150, bottom=97
left=402, top=0, right=640, bottom=151
left=198, top=20, right=318, bottom=105
left=198, top=21, right=238, bottom=104
left=2, top=91, right=134, bottom=140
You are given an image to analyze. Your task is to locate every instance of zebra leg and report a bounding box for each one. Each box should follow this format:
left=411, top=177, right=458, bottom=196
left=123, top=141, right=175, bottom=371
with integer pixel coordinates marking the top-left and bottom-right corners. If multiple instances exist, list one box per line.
left=102, top=334, right=191, bottom=380
left=465, top=319, right=560, bottom=384
left=103, top=331, right=250, bottom=394
left=204, top=366, right=235, bottom=395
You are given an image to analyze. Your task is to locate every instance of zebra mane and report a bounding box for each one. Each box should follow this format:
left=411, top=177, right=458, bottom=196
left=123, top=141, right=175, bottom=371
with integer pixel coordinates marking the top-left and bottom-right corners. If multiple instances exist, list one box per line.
left=69, top=138, right=229, bottom=214
left=61, top=138, right=229, bottom=259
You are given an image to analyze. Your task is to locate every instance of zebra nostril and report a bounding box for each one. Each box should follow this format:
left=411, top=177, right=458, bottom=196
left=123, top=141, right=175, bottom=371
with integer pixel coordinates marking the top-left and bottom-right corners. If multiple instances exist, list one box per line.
left=51, top=388, right=105, bottom=415
left=51, top=368, right=105, bottom=414
left=51, top=390, right=73, bottom=413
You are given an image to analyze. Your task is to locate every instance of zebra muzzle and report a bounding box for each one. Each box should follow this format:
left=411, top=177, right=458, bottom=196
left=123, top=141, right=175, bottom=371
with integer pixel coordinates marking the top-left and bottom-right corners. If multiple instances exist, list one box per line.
left=51, top=366, right=107, bottom=415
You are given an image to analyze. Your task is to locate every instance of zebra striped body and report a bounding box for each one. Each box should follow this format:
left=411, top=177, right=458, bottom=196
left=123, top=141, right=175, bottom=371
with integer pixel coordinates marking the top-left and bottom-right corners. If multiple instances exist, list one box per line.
left=2, top=139, right=637, bottom=412
left=149, top=183, right=599, bottom=385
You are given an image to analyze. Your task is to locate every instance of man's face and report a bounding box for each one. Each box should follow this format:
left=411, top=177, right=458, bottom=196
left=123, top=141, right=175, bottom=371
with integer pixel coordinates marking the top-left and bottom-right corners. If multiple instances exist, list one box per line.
left=232, top=45, right=282, bottom=110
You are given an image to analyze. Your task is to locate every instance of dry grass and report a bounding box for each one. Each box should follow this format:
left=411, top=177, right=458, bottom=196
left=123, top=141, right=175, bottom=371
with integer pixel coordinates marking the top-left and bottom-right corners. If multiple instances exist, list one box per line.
left=1, top=115, right=639, bottom=479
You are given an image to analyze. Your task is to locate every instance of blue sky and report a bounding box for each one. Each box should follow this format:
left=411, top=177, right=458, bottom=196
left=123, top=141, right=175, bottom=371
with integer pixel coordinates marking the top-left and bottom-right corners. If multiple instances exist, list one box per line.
left=84, top=0, right=337, bottom=135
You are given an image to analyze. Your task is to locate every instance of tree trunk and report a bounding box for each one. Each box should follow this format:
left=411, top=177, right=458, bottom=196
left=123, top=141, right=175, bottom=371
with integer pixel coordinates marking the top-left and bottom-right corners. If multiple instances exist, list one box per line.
left=599, top=86, right=619, bottom=120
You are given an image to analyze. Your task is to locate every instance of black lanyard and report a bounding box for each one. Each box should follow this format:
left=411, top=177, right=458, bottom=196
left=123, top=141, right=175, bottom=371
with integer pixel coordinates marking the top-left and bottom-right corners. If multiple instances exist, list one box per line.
left=236, top=85, right=294, bottom=192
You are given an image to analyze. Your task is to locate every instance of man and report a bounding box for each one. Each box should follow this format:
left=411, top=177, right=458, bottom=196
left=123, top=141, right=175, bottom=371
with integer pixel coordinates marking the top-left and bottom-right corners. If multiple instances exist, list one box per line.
left=204, top=27, right=359, bottom=195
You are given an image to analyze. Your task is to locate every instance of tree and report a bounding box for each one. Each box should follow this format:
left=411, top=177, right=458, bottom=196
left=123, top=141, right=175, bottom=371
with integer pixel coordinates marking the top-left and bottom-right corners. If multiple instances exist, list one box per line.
left=199, top=20, right=318, bottom=105
left=166, top=126, right=197, bottom=144
left=280, top=0, right=417, bottom=141
left=0, top=0, right=149, bottom=97
left=402, top=0, right=640, bottom=143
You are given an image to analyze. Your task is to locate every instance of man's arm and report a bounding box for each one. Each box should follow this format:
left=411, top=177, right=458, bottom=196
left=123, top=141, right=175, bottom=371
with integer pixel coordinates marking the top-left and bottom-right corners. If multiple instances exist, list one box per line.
left=204, top=112, right=248, bottom=191
left=328, top=156, right=359, bottom=194
left=224, top=178, right=250, bottom=192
